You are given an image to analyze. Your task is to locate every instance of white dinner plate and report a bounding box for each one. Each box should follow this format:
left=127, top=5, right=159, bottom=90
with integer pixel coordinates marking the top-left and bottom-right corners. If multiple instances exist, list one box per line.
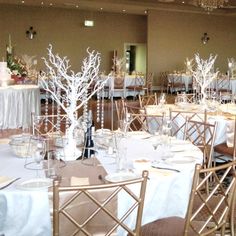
left=16, top=178, right=52, bottom=191
left=127, top=131, right=151, bottom=139
left=105, top=172, right=140, bottom=183
left=166, top=156, right=196, bottom=165
left=170, top=145, right=186, bottom=152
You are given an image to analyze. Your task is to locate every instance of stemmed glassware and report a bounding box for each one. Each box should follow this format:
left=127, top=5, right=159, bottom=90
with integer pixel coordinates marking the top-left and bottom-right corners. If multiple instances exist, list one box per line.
left=33, top=138, right=46, bottom=177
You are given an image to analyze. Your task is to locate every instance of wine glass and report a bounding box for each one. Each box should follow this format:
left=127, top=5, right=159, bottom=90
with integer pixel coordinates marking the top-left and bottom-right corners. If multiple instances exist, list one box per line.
left=32, top=138, right=46, bottom=177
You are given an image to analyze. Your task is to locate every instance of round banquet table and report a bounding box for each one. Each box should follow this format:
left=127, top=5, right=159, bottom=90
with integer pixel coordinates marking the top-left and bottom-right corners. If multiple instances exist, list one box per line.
left=97, top=131, right=203, bottom=235
left=0, top=85, right=40, bottom=129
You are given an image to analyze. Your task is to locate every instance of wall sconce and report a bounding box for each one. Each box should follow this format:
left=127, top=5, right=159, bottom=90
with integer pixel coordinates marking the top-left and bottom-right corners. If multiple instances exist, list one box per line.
left=26, top=26, right=37, bottom=39
left=201, top=32, right=210, bottom=44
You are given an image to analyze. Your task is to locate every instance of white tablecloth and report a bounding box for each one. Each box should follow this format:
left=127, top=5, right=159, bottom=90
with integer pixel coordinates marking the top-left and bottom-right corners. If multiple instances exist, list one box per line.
left=145, top=104, right=230, bottom=146
left=0, top=85, right=40, bottom=129
left=97, top=132, right=203, bottom=235
left=0, top=144, right=51, bottom=236
left=0, top=133, right=202, bottom=236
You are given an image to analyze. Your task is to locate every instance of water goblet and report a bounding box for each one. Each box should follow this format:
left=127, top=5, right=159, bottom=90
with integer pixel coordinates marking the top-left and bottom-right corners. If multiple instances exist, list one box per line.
left=32, top=138, right=46, bottom=177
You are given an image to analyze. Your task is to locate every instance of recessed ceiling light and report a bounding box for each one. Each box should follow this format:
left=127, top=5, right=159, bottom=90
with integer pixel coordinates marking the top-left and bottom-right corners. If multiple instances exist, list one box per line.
left=182, top=1, right=185, bottom=3
left=49, top=3, right=53, bottom=6
left=21, top=0, right=25, bottom=3
left=100, top=7, right=103, bottom=10
left=41, top=1, right=44, bottom=5
left=76, top=5, right=79, bottom=8
left=122, top=9, right=126, bottom=12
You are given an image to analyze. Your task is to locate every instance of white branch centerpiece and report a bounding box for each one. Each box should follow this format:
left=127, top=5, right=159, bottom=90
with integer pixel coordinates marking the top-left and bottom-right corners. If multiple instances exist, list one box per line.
left=40, top=45, right=109, bottom=161
left=191, top=53, right=219, bottom=107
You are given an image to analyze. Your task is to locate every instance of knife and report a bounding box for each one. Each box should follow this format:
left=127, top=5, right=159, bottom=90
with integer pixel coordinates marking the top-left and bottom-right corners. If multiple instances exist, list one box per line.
left=0, top=177, right=21, bottom=190
left=151, top=165, right=180, bottom=173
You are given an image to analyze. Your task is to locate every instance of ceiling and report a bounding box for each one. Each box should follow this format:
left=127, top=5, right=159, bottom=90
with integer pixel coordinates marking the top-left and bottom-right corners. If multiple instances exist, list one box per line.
left=0, top=0, right=236, bottom=15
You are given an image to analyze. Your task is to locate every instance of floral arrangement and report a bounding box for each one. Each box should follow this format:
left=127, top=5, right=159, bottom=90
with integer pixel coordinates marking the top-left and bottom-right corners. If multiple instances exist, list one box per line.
left=7, top=55, right=27, bottom=77
left=6, top=35, right=27, bottom=78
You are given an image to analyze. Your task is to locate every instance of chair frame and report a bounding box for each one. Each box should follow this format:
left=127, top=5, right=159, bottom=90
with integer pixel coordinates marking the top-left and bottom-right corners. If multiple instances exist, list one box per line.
left=138, top=93, right=158, bottom=108
left=32, top=113, right=68, bottom=137
left=184, top=161, right=236, bottom=236
left=183, top=118, right=217, bottom=169
left=53, top=170, right=149, bottom=236
left=170, top=109, right=207, bottom=139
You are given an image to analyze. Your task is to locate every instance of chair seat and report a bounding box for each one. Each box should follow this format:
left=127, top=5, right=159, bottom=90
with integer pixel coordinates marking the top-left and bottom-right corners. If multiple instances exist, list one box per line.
left=214, top=142, right=234, bottom=158
left=140, top=217, right=185, bottom=236
left=126, top=85, right=143, bottom=91
left=140, top=216, right=203, bottom=236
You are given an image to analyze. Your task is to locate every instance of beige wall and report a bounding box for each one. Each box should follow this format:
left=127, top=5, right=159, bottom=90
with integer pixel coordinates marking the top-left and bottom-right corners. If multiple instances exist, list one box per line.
left=0, top=4, right=147, bottom=73
left=147, top=10, right=236, bottom=85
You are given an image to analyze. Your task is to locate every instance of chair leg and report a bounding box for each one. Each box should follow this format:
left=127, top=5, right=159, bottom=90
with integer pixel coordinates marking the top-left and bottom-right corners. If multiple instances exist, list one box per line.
left=230, top=192, right=236, bottom=235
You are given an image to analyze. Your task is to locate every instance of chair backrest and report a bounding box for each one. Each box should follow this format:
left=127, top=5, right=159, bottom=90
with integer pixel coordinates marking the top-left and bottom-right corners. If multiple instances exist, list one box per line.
left=138, top=93, right=158, bottom=108
left=114, top=73, right=125, bottom=89
left=184, top=161, right=236, bottom=236
left=135, top=72, right=145, bottom=86
left=32, top=113, right=68, bottom=137
left=216, top=74, right=231, bottom=93
left=170, top=109, right=207, bottom=139
left=53, top=170, right=149, bottom=236
left=183, top=118, right=217, bottom=169
left=145, top=72, right=154, bottom=94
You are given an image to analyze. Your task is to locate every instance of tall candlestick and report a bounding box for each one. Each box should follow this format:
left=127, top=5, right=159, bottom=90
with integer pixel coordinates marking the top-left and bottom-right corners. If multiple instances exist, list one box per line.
left=9, top=34, right=11, bottom=48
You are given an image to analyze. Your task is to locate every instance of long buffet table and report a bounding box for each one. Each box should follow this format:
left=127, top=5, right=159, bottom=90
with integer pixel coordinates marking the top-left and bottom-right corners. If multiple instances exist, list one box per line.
left=0, top=131, right=203, bottom=236
left=0, top=85, right=40, bottom=129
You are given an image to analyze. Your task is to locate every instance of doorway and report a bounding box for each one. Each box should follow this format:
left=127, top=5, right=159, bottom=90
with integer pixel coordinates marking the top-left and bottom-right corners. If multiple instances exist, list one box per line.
left=124, top=43, right=146, bottom=75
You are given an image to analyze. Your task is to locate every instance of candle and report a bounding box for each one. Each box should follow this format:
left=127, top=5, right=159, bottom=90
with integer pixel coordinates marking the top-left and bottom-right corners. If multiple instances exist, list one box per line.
left=8, top=34, right=11, bottom=48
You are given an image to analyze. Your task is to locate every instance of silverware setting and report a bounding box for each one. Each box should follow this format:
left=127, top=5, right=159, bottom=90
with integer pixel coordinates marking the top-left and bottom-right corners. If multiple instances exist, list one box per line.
left=0, top=177, right=21, bottom=190
left=151, top=166, right=180, bottom=173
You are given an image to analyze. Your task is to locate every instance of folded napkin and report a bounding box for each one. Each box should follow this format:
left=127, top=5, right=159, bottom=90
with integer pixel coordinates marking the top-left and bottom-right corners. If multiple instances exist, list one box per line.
left=0, top=138, right=10, bottom=144
left=71, top=176, right=89, bottom=186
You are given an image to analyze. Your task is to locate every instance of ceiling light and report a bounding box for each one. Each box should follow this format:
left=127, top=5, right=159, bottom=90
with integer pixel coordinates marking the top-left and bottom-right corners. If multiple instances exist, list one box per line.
left=49, top=3, right=53, bottom=6
left=76, top=5, right=79, bottom=8
left=100, top=7, right=103, bottom=10
left=21, top=0, right=25, bottom=3
left=198, top=0, right=226, bottom=11
left=41, top=1, right=44, bottom=5
left=144, top=10, right=148, bottom=14
left=122, top=9, right=126, bottom=12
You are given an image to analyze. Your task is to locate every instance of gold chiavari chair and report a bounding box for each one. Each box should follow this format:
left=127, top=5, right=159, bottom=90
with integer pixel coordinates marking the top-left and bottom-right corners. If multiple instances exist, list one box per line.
left=127, top=113, right=149, bottom=132
left=183, top=118, right=217, bottom=169
left=143, top=72, right=154, bottom=95
left=138, top=93, right=158, bottom=108
left=32, top=113, right=68, bottom=137
left=140, top=161, right=236, bottom=236
left=126, top=72, right=145, bottom=99
left=53, top=170, right=149, bottom=236
left=169, top=109, right=207, bottom=139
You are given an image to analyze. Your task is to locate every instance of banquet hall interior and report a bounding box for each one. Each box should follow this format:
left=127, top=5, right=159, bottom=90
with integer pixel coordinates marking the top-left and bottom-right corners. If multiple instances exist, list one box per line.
left=1, top=0, right=236, bottom=236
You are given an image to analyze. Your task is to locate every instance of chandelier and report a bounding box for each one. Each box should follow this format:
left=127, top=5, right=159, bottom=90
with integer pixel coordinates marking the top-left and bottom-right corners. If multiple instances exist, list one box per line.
left=198, top=0, right=227, bottom=11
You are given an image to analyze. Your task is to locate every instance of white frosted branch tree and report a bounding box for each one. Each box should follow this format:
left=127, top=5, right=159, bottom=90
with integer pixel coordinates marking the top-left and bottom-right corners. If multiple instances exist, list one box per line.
left=191, top=54, right=219, bottom=105
left=39, top=45, right=109, bottom=160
